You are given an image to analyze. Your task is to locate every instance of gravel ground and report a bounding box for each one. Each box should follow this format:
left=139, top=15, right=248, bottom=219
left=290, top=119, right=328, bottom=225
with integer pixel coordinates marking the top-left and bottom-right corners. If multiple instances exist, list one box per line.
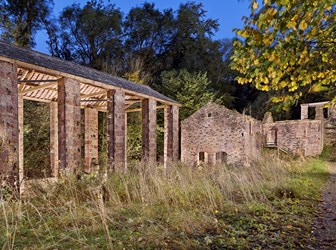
left=309, top=164, right=336, bottom=250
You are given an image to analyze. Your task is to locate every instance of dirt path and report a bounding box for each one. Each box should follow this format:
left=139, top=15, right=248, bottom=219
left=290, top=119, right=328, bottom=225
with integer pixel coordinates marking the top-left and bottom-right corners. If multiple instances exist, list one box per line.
left=309, top=164, right=336, bottom=249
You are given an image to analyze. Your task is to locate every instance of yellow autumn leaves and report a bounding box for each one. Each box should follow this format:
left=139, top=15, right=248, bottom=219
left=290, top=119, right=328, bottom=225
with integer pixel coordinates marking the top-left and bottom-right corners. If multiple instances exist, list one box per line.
left=231, top=0, right=336, bottom=107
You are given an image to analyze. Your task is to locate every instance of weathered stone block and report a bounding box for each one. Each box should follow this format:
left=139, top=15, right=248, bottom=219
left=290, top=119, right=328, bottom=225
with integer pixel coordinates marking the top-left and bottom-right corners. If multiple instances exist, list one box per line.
left=85, top=108, right=98, bottom=173
left=58, top=78, right=81, bottom=175
left=0, top=60, right=19, bottom=192
left=142, top=99, right=157, bottom=163
left=107, top=89, right=126, bottom=172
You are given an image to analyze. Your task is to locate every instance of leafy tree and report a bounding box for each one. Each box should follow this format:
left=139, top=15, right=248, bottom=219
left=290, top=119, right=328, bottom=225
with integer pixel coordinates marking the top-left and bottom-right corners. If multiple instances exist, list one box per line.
left=0, top=0, right=53, bottom=48
left=231, top=0, right=336, bottom=107
left=24, top=101, right=51, bottom=178
left=160, top=69, right=216, bottom=120
left=124, top=3, right=174, bottom=59
left=50, top=0, right=123, bottom=70
left=167, top=2, right=219, bottom=71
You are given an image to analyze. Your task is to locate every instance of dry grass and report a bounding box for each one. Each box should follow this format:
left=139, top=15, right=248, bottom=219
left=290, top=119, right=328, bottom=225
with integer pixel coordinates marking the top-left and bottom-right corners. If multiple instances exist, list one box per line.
left=0, top=156, right=329, bottom=249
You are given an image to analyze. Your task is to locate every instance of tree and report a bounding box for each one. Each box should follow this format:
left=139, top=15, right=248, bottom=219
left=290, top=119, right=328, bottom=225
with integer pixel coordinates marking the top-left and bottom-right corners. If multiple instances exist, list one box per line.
left=160, top=69, right=216, bottom=119
left=124, top=3, right=174, bottom=58
left=50, top=0, right=123, bottom=70
left=231, top=0, right=336, bottom=107
left=0, top=0, right=53, bottom=48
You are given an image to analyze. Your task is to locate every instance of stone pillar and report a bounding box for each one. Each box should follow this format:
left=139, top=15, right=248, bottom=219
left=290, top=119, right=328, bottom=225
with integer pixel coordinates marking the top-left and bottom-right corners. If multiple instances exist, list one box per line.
left=125, top=112, right=128, bottom=166
left=50, top=102, right=58, bottom=177
left=315, top=106, right=324, bottom=120
left=107, top=89, right=126, bottom=172
left=164, top=105, right=179, bottom=168
left=0, top=61, right=19, bottom=193
left=301, top=105, right=308, bottom=119
left=18, top=95, right=24, bottom=191
left=142, top=99, right=157, bottom=163
left=58, top=78, right=81, bottom=175
left=208, top=153, right=216, bottom=166
left=84, top=108, right=98, bottom=173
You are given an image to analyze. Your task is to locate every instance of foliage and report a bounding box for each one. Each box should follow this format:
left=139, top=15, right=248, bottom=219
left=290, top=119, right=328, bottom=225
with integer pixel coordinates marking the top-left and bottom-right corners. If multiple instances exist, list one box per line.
left=0, top=158, right=329, bottom=248
left=49, top=0, right=123, bottom=69
left=23, top=100, right=50, bottom=179
left=0, top=0, right=53, bottom=48
left=231, top=0, right=336, bottom=108
left=160, top=69, right=216, bottom=119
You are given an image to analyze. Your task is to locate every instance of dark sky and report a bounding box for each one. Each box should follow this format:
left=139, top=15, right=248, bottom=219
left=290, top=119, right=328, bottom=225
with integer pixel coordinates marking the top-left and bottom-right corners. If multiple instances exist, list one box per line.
left=35, top=0, right=251, bottom=53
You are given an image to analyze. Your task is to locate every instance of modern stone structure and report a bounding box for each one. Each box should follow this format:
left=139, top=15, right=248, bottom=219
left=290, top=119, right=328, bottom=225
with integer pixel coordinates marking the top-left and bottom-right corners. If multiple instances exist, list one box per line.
left=0, top=41, right=180, bottom=194
left=181, top=103, right=262, bottom=166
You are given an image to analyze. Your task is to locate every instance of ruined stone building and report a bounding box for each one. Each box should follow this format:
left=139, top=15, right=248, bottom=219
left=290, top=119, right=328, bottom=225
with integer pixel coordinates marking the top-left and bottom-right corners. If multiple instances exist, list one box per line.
left=262, top=114, right=323, bottom=156
left=0, top=42, right=179, bottom=193
left=181, top=103, right=263, bottom=166
left=182, top=101, right=334, bottom=166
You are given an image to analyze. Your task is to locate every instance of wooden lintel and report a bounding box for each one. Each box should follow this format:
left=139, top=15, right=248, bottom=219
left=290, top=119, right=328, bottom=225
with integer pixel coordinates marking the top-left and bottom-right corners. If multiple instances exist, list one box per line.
left=18, top=79, right=57, bottom=83
left=23, top=96, right=52, bottom=103
left=19, top=82, right=57, bottom=95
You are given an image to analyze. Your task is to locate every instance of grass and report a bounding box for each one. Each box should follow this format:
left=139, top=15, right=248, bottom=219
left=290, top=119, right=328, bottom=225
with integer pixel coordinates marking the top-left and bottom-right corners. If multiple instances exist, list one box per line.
left=0, top=156, right=329, bottom=249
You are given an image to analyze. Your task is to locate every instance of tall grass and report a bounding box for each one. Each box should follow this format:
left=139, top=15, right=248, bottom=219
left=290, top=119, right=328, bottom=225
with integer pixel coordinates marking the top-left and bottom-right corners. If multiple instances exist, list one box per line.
left=0, top=156, right=329, bottom=249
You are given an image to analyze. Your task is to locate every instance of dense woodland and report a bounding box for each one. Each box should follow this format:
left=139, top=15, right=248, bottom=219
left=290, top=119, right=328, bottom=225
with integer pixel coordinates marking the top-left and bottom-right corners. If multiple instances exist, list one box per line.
left=0, top=0, right=335, bottom=176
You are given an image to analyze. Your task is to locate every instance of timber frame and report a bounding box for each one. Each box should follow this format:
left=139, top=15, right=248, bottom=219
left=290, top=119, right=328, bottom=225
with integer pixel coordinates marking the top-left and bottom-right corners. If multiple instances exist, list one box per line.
left=0, top=42, right=180, bottom=194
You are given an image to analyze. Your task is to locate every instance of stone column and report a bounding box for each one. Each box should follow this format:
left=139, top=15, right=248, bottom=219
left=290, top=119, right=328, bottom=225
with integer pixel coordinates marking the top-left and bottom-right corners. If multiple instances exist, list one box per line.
left=208, top=153, right=216, bottom=166
left=142, top=99, right=157, bottom=163
left=125, top=112, right=128, bottom=166
left=164, top=105, right=179, bottom=168
left=107, top=89, right=126, bottom=172
left=315, top=106, right=324, bottom=120
left=18, top=95, right=24, bottom=191
left=50, top=102, right=58, bottom=177
left=0, top=60, right=19, bottom=193
left=84, top=108, right=98, bottom=173
left=58, top=78, right=81, bottom=175
left=301, top=105, right=308, bottom=119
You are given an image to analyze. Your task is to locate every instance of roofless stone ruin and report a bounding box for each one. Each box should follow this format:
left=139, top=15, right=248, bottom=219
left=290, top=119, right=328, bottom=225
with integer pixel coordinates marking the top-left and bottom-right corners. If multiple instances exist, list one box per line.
left=0, top=42, right=180, bottom=194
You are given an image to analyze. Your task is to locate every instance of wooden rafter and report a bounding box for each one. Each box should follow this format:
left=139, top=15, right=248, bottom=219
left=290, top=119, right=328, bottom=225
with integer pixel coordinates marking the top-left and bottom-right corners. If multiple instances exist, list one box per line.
left=19, top=82, right=57, bottom=95
left=81, top=90, right=106, bottom=99
left=126, top=105, right=166, bottom=113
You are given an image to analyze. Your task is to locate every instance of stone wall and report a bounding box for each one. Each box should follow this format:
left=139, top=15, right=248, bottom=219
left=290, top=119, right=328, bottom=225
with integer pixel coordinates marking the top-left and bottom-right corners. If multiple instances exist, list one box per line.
left=324, top=105, right=336, bottom=146
left=0, top=60, right=19, bottom=190
left=181, top=103, right=262, bottom=166
left=263, top=120, right=323, bottom=156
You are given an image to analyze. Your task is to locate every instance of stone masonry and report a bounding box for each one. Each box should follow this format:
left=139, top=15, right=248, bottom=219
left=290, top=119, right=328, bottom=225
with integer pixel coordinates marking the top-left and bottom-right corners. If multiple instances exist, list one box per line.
left=142, top=99, right=157, bottom=163
left=181, top=102, right=262, bottom=166
left=58, top=77, right=81, bottom=175
left=0, top=60, right=19, bottom=190
left=164, top=105, right=179, bottom=167
left=107, top=89, right=126, bottom=172
left=18, top=95, right=24, bottom=190
left=84, top=108, right=98, bottom=173
left=50, top=102, right=58, bottom=177
left=263, top=118, right=323, bottom=156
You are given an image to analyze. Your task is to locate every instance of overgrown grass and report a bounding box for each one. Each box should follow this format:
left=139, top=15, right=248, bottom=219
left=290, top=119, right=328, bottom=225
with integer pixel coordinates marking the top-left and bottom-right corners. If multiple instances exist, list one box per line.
left=0, top=157, right=329, bottom=249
